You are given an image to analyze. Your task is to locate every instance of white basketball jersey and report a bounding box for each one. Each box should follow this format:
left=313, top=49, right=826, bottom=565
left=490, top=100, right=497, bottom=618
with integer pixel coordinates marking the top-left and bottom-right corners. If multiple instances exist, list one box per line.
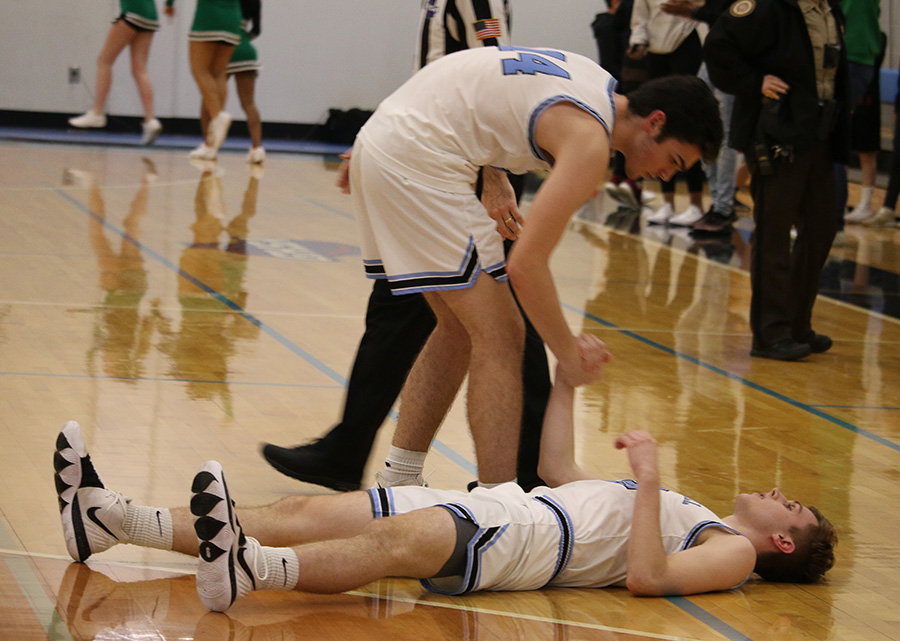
left=358, top=46, right=617, bottom=193
left=542, top=480, right=736, bottom=588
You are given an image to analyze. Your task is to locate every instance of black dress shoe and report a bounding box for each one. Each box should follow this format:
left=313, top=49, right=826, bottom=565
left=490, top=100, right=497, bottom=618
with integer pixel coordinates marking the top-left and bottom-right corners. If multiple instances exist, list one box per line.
left=750, top=339, right=812, bottom=361
left=798, top=332, right=833, bottom=353
left=260, top=441, right=362, bottom=492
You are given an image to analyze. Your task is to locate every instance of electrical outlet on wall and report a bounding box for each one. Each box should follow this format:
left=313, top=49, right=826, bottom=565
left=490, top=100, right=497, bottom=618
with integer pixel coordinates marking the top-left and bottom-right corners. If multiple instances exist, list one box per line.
left=68, top=67, right=80, bottom=84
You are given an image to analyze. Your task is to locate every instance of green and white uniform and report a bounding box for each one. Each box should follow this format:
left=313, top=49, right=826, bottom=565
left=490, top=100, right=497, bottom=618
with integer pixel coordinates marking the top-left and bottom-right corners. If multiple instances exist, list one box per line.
left=227, top=21, right=261, bottom=74
left=118, top=0, right=160, bottom=31
left=185, top=0, right=242, bottom=45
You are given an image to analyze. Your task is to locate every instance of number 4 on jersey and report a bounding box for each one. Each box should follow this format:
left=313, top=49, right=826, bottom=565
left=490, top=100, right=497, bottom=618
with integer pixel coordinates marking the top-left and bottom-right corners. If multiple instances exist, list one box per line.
left=499, top=46, right=571, bottom=79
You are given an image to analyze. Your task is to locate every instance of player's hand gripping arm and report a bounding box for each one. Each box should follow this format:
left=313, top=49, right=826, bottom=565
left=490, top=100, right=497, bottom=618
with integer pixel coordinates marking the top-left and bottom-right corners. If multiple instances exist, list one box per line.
left=537, top=335, right=611, bottom=487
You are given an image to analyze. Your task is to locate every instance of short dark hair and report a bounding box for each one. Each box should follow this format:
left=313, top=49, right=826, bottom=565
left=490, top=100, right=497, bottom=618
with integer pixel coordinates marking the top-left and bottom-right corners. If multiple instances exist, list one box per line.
left=625, top=75, right=723, bottom=164
left=754, top=506, right=837, bottom=583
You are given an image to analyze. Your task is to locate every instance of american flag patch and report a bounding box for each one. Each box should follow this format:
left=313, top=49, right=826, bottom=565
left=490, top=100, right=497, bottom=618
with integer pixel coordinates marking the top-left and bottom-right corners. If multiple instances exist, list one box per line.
left=474, top=18, right=502, bottom=40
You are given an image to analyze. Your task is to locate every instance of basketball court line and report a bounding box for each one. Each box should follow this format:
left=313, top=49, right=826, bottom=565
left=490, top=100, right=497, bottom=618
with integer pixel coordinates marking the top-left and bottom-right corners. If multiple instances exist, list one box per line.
left=569, top=303, right=900, bottom=453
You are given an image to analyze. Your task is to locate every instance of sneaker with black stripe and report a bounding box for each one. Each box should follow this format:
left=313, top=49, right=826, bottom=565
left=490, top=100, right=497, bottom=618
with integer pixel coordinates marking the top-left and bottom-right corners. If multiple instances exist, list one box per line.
left=192, top=460, right=259, bottom=612
left=54, top=421, right=129, bottom=561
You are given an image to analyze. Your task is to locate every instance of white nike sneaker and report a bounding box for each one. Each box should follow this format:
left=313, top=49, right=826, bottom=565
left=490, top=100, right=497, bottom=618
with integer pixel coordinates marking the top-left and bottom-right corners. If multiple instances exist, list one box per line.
left=844, top=203, right=874, bottom=224
left=862, top=206, right=898, bottom=228
left=246, top=147, right=266, bottom=164
left=189, top=144, right=218, bottom=161
left=64, top=487, right=130, bottom=562
left=192, top=460, right=256, bottom=612
left=668, top=204, right=704, bottom=226
left=55, top=421, right=104, bottom=521
left=646, top=202, right=675, bottom=225
left=55, top=421, right=130, bottom=562
left=69, top=111, right=107, bottom=128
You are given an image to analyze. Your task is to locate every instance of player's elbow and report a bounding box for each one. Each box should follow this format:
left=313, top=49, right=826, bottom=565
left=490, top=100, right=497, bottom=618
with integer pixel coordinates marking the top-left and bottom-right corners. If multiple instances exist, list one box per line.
left=505, top=253, right=528, bottom=293
left=625, top=571, right=674, bottom=597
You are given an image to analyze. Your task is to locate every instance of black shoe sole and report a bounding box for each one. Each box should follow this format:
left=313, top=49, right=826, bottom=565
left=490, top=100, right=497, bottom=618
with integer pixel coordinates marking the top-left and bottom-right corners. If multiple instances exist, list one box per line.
left=750, top=345, right=811, bottom=361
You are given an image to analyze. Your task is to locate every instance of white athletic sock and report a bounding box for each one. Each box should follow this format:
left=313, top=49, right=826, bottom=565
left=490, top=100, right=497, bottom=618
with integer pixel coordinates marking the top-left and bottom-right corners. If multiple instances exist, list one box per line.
left=858, top=186, right=873, bottom=209
left=475, top=479, right=516, bottom=490
left=122, top=505, right=174, bottom=550
left=379, top=446, right=427, bottom=484
left=255, top=544, right=300, bottom=591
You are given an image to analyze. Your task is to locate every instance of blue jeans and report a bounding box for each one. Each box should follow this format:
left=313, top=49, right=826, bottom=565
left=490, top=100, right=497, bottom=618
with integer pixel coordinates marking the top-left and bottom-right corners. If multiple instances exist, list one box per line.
left=699, top=64, right=736, bottom=213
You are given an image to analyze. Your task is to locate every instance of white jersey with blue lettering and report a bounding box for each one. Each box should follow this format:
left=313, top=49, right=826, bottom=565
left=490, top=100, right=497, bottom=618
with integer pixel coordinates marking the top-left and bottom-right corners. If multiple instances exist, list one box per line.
left=357, top=46, right=618, bottom=195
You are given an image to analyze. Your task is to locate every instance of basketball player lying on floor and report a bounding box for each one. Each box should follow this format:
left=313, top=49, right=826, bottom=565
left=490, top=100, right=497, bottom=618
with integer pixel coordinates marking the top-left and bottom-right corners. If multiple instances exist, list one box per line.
left=54, top=336, right=836, bottom=612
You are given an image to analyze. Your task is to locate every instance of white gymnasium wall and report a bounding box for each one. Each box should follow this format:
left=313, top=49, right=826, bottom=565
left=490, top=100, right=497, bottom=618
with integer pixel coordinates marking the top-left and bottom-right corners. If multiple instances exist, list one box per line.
left=0, top=0, right=598, bottom=126
left=0, top=1, right=895, bottom=126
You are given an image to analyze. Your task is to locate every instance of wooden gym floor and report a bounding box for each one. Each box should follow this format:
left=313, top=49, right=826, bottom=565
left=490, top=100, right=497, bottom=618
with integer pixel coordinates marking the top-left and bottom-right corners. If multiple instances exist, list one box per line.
left=0, top=137, right=898, bottom=641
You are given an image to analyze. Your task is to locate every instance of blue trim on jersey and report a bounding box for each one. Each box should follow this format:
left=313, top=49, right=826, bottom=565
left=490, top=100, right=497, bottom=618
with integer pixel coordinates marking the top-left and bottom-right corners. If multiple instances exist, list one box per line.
left=389, top=236, right=477, bottom=282
left=370, top=237, right=508, bottom=295
left=680, top=520, right=744, bottom=551
left=367, top=487, right=395, bottom=518
left=527, top=94, right=612, bottom=164
left=607, top=76, right=618, bottom=121
left=420, top=517, right=509, bottom=595
left=681, top=520, right=752, bottom=590
left=443, top=502, right=476, bottom=522
left=533, top=495, right=574, bottom=585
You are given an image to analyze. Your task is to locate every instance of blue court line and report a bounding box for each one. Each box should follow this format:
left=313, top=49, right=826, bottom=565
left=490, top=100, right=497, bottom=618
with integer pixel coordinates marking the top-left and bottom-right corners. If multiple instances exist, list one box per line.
left=666, top=597, right=754, bottom=641
left=305, top=198, right=356, bottom=220
left=813, top=404, right=900, bottom=411
left=56, top=189, right=347, bottom=387
left=568, top=303, right=900, bottom=454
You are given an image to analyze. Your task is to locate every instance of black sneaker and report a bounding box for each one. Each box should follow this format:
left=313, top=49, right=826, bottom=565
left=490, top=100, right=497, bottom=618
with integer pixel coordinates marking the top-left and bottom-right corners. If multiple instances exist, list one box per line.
left=691, top=208, right=736, bottom=236
left=750, top=339, right=811, bottom=361
left=797, top=332, right=833, bottom=354
left=260, top=441, right=362, bottom=491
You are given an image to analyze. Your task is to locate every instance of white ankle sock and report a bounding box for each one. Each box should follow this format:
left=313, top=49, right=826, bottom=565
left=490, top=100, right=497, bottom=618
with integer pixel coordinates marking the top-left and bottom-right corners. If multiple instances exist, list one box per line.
left=475, top=479, right=516, bottom=490
left=857, top=186, right=873, bottom=209
left=122, top=505, right=174, bottom=550
left=255, top=545, right=300, bottom=591
left=380, top=446, right=427, bottom=483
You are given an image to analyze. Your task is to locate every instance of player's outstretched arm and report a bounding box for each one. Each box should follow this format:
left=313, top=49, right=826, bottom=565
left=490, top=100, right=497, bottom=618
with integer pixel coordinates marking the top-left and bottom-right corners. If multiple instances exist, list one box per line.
left=537, top=335, right=611, bottom=487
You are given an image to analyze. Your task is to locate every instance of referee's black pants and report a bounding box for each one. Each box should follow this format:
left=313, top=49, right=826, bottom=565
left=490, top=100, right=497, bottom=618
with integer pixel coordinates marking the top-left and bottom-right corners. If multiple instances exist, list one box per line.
left=746, top=139, right=837, bottom=349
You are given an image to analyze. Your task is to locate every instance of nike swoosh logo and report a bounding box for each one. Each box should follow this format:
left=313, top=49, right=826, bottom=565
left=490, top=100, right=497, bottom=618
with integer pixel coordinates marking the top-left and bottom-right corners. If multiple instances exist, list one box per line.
left=156, top=511, right=163, bottom=536
left=282, top=557, right=288, bottom=587
left=237, top=547, right=257, bottom=591
left=87, top=507, right=119, bottom=540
